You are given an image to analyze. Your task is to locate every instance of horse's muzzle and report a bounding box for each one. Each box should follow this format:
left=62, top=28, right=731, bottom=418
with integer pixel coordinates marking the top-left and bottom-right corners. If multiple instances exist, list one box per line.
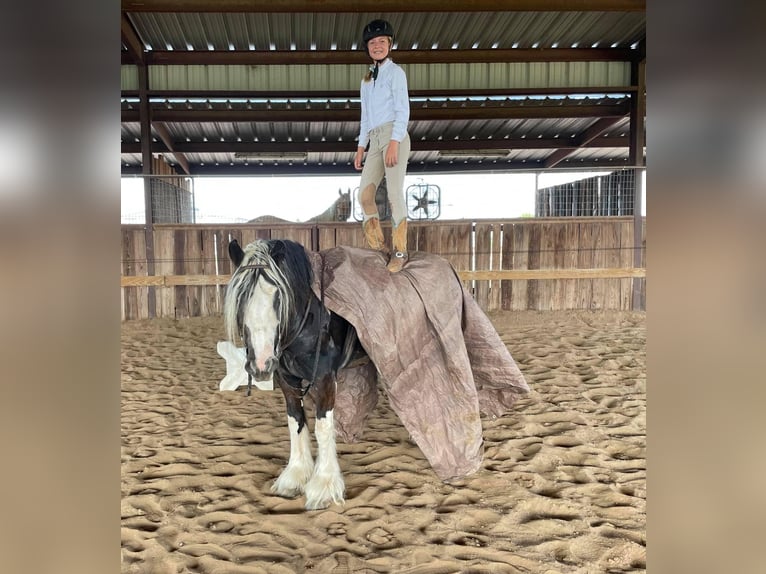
left=246, top=357, right=277, bottom=381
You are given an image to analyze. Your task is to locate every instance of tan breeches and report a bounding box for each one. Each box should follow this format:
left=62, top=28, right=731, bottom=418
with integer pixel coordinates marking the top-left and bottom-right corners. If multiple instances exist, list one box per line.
left=358, top=122, right=411, bottom=226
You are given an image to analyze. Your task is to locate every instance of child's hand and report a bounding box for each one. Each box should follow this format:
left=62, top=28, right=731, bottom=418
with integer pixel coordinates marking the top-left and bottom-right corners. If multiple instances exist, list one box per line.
left=385, top=140, right=399, bottom=167
left=354, top=147, right=365, bottom=170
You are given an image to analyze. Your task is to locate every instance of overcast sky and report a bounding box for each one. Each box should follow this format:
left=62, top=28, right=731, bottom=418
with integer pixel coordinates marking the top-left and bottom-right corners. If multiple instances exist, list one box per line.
left=121, top=170, right=645, bottom=223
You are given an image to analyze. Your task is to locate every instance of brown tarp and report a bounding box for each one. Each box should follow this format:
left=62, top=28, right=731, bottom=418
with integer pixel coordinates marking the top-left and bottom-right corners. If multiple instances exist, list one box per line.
left=309, top=246, right=529, bottom=482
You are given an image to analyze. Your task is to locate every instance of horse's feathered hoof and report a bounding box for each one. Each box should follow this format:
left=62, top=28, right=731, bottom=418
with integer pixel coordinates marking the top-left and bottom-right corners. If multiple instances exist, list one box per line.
left=272, top=460, right=314, bottom=498
left=304, top=473, right=345, bottom=510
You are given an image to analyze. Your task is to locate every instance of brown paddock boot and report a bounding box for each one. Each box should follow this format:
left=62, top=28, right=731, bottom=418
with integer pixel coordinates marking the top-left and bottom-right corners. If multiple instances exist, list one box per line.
left=362, top=216, right=387, bottom=252
left=387, top=220, right=409, bottom=273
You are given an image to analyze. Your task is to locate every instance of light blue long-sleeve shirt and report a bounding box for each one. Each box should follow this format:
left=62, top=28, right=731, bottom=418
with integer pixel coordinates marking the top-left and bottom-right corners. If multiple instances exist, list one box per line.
left=357, top=59, right=410, bottom=148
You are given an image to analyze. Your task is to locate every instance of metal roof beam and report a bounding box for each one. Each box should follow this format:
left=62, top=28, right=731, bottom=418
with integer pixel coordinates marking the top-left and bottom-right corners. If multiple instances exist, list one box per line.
left=134, top=47, right=635, bottom=66
left=629, top=56, right=645, bottom=166
left=120, top=14, right=144, bottom=65
left=122, top=86, right=639, bottom=99
left=122, top=103, right=629, bottom=123
left=122, top=1, right=645, bottom=13
left=153, top=122, right=191, bottom=175
left=121, top=158, right=636, bottom=177
left=544, top=116, right=622, bottom=168
left=122, top=137, right=632, bottom=155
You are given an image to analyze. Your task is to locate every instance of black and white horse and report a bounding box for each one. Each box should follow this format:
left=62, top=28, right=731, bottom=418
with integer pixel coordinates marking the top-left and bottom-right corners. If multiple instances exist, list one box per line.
left=224, top=238, right=363, bottom=510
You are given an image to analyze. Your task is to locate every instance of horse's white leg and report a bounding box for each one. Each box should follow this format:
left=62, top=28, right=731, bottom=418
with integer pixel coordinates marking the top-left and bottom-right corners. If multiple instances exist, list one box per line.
left=271, top=414, right=314, bottom=498
left=304, top=408, right=345, bottom=510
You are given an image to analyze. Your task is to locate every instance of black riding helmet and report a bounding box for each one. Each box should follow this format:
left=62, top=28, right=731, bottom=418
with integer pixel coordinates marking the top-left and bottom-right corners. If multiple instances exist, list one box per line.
left=362, top=19, right=395, bottom=45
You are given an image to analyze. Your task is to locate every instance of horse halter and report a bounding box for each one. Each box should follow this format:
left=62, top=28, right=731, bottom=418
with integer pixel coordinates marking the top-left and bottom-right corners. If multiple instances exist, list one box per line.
left=236, top=261, right=320, bottom=397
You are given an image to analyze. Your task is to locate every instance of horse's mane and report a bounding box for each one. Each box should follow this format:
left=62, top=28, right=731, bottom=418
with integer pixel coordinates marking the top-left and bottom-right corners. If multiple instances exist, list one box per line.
left=223, top=239, right=314, bottom=345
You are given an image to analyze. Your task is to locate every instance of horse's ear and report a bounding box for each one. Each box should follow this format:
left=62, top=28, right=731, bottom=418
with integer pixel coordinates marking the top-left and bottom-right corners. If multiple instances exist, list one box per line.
left=228, top=239, right=245, bottom=267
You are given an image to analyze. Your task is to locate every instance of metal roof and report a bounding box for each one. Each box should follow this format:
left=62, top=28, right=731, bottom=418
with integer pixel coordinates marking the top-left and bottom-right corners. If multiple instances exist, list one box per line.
left=125, top=10, right=645, bottom=52
left=121, top=1, right=645, bottom=175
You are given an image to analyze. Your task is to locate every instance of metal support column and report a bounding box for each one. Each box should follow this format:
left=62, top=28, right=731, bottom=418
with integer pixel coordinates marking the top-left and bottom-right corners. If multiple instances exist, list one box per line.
left=139, top=62, right=157, bottom=317
left=629, top=45, right=646, bottom=310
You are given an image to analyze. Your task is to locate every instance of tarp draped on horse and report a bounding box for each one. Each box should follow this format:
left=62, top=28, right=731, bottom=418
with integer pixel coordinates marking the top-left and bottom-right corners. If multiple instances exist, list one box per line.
left=307, top=246, right=529, bottom=481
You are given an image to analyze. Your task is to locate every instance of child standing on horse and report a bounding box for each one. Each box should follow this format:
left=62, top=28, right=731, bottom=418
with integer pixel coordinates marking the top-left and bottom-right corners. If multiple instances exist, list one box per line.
left=353, top=19, right=411, bottom=272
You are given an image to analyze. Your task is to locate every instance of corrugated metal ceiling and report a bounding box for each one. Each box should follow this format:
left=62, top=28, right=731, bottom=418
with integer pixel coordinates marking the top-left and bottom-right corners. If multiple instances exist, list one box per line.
left=121, top=5, right=645, bottom=175
left=126, top=11, right=644, bottom=51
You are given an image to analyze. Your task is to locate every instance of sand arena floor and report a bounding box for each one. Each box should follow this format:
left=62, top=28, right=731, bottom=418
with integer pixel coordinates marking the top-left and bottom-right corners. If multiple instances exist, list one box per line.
left=121, top=310, right=645, bottom=573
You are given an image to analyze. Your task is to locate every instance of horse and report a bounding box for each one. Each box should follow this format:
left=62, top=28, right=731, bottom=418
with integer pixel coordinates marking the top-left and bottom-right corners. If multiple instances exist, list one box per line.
left=247, top=189, right=351, bottom=224
left=307, top=188, right=351, bottom=222
left=224, top=238, right=365, bottom=510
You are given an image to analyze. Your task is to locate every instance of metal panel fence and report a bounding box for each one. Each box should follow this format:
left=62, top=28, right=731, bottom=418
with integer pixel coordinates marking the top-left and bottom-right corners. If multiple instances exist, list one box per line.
left=536, top=169, right=637, bottom=217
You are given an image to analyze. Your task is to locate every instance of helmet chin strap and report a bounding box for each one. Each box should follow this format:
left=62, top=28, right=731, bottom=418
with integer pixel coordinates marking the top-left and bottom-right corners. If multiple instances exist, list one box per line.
left=369, top=55, right=389, bottom=82
left=367, top=41, right=390, bottom=82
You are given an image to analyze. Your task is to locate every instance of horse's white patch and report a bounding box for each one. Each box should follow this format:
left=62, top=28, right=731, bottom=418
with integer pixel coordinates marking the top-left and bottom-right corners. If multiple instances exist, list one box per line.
left=243, top=278, right=280, bottom=373
left=272, top=415, right=314, bottom=498
left=304, top=409, right=345, bottom=510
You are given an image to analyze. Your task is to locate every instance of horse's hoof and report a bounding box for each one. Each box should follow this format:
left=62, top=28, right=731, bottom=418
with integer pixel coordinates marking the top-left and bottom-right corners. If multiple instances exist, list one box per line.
left=303, top=474, right=345, bottom=510
left=271, top=463, right=314, bottom=498
left=304, top=499, right=332, bottom=511
left=304, top=494, right=345, bottom=511
left=271, top=483, right=302, bottom=499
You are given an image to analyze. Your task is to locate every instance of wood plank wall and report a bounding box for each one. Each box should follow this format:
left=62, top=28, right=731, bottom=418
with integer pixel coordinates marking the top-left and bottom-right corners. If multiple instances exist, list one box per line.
left=121, top=217, right=646, bottom=320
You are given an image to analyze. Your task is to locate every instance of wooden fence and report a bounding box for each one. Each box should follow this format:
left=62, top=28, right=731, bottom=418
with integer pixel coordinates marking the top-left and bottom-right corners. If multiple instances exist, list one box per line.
left=121, top=217, right=646, bottom=320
